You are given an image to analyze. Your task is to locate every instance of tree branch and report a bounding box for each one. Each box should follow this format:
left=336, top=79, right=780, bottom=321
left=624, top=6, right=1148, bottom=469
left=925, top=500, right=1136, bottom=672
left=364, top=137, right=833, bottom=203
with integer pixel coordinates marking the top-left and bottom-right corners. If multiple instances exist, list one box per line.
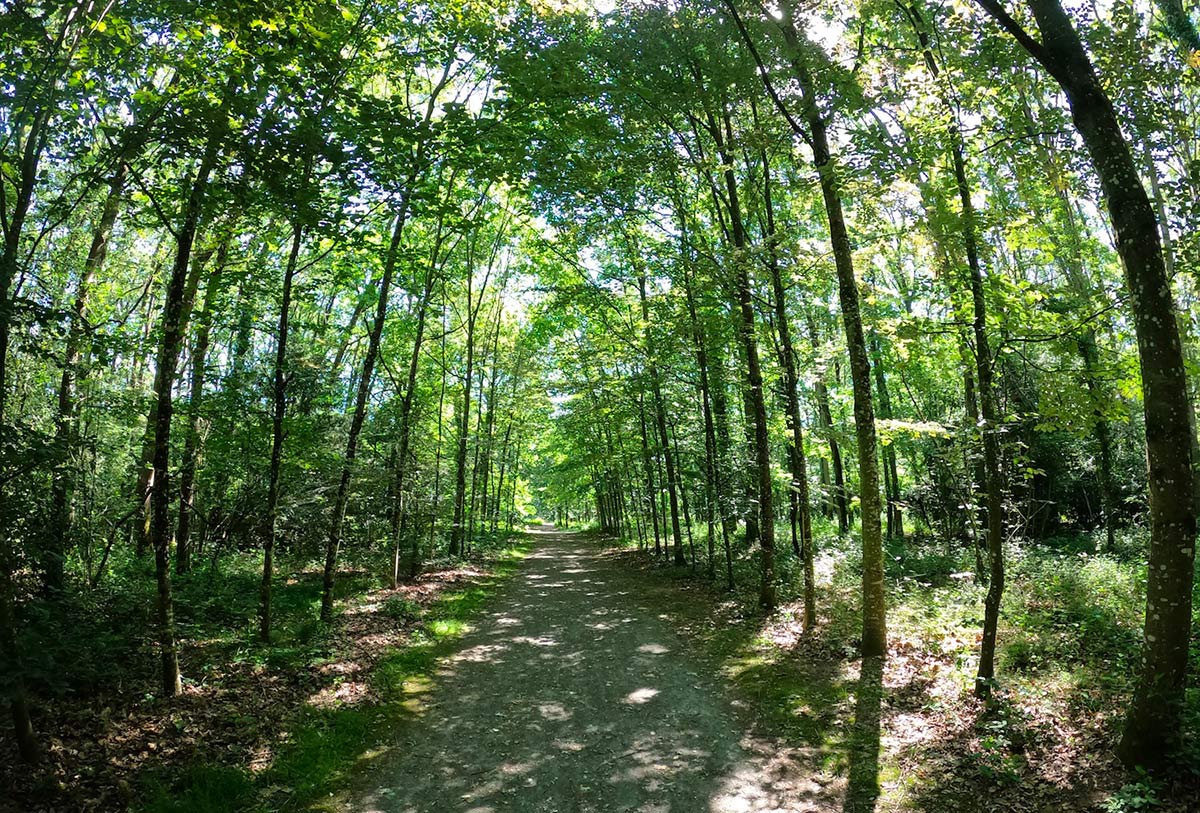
left=972, top=0, right=1052, bottom=68
left=719, top=0, right=813, bottom=148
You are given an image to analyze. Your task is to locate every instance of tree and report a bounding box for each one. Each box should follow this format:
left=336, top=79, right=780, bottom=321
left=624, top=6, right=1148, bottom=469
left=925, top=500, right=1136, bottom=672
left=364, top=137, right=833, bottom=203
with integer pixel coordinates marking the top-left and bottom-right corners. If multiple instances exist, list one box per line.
left=976, top=0, right=1198, bottom=765
left=726, top=0, right=886, bottom=653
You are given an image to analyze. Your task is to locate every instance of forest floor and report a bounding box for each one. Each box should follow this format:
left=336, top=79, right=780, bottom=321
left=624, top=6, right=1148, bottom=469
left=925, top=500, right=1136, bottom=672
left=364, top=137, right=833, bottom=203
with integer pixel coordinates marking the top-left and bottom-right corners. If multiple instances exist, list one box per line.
left=598, top=530, right=1200, bottom=813
left=6, top=525, right=1196, bottom=812
left=0, top=537, right=529, bottom=813
left=336, top=524, right=831, bottom=812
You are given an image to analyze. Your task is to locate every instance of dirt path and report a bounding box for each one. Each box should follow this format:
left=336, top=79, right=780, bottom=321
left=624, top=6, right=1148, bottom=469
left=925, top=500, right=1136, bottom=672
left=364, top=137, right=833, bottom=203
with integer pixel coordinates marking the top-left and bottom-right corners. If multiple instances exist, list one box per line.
left=341, top=526, right=828, bottom=813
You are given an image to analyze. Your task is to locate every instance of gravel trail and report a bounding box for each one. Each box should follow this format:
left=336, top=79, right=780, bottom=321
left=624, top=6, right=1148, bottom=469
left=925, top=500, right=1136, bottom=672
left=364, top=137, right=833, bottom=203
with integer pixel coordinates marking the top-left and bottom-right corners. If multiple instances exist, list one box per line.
left=342, top=526, right=826, bottom=813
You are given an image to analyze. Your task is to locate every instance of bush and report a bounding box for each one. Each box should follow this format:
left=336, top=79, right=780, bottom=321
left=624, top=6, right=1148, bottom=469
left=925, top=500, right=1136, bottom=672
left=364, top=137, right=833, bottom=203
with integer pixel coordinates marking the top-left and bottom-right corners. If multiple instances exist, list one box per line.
left=1101, top=772, right=1161, bottom=813
left=382, top=595, right=422, bottom=623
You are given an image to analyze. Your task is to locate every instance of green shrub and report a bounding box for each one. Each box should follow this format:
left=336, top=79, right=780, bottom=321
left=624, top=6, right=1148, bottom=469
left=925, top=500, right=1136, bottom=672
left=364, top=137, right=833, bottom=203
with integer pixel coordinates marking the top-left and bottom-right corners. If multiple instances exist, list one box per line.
left=1101, top=772, right=1161, bottom=813
left=382, top=595, right=422, bottom=623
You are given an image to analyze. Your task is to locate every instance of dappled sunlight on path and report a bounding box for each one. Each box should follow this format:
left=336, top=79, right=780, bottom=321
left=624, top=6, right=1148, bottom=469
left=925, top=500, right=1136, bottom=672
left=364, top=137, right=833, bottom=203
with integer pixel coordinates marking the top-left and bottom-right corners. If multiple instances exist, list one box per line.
left=338, top=526, right=838, bottom=812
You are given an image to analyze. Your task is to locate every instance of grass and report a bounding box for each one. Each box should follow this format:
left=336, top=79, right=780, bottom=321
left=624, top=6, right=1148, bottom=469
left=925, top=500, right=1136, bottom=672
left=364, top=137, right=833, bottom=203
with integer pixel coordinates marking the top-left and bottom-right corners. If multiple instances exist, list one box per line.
left=136, top=540, right=529, bottom=813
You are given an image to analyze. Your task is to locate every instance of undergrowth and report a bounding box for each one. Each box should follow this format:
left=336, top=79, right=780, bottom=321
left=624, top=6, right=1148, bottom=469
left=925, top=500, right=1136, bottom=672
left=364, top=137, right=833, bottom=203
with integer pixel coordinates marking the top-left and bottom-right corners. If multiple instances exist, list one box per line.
left=606, top=516, right=1200, bottom=811
left=128, top=539, right=528, bottom=813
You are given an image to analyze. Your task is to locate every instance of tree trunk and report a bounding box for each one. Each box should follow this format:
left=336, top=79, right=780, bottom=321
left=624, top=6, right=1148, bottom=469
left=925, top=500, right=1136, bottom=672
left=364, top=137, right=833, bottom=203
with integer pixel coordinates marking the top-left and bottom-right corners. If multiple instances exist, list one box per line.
left=176, top=240, right=228, bottom=576
left=669, top=418, right=696, bottom=569
left=951, top=143, right=1006, bottom=698
left=679, top=237, right=722, bottom=582
left=427, top=285, right=449, bottom=568
left=493, top=420, right=513, bottom=534
left=449, top=295, right=477, bottom=557
left=149, top=132, right=223, bottom=696
left=390, top=261, right=438, bottom=583
left=260, top=220, right=304, bottom=641
left=507, top=431, right=523, bottom=532
left=761, top=143, right=816, bottom=628
left=322, top=205, right=409, bottom=621
left=712, top=106, right=776, bottom=610
left=902, top=1, right=1005, bottom=689
left=870, top=334, right=903, bottom=542
left=1078, top=332, right=1117, bottom=548
left=638, top=273, right=686, bottom=565
left=47, top=162, right=128, bottom=592
left=466, top=356, right=486, bottom=554
left=639, top=392, right=662, bottom=557
left=749, top=0, right=885, bottom=650
left=807, top=314, right=850, bottom=533
left=134, top=238, right=216, bottom=560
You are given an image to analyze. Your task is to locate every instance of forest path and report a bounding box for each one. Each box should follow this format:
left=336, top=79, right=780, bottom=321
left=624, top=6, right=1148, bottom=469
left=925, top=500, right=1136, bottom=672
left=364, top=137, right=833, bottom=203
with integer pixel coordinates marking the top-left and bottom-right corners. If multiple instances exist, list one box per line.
left=339, top=525, right=826, bottom=813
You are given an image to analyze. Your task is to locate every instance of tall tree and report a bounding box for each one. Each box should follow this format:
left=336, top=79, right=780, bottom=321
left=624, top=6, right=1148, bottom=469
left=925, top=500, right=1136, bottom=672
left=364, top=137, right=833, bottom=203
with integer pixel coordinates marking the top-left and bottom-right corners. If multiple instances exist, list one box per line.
left=726, top=0, right=886, bottom=652
left=975, top=0, right=1198, bottom=765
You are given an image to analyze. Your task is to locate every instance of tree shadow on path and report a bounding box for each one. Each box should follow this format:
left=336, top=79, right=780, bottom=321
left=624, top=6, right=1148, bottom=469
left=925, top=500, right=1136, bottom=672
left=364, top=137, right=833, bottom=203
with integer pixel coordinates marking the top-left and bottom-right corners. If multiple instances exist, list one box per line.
left=843, top=655, right=884, bottom=813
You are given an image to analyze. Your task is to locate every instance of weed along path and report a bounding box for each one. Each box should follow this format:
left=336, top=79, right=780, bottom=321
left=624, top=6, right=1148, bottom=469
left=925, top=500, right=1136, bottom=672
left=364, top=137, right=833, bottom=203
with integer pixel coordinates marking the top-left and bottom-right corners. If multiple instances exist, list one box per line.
left=339, top=526, right=828, bottom=813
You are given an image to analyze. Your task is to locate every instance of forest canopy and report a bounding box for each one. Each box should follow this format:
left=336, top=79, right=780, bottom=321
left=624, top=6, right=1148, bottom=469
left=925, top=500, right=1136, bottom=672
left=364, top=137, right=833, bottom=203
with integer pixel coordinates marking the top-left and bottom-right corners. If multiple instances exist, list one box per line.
left=1, top=0, right=1198, bottom=810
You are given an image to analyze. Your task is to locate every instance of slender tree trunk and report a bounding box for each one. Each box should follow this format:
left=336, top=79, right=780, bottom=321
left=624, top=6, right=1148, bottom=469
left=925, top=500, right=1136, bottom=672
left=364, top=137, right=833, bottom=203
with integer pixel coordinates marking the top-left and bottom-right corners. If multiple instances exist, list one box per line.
left=47, top=162, right=128, bottom=591
left=493, top=420, right=513, bottom=534
left=176, top=241, right=228, bottom=576
left=818, top=120, right=887, bottom=657
left=507, top=432, right=522, bottom=532
left=949, top=143, right=1007, bottom=697
left=807, top=315, right=850, bottom=533
left=149, top=132, right=223, bottom=695
left=322, top=204, right=409, bottom=621
left=870, top=334, right=903, bottom=542
left=260, top=220, right=304, bottom=641
left=1078, top=332, right=1117, bottom=548
left=902, top=0, right=1004, bottom=689
left=739, top=376, right=761, bottom=548
left=708, top=342, right=737, bottom=547
left=638, top=273, right=685, bottom=565
left=761, top=143, right=816, bottom=628
left=134, top=239, right=215, bottom=560
left=390, top=263, right=437, bottom=582
left=680, top=242, right=721, bottom=581
left=450, top=297, right=477, bottom=557
left=427, top=285, right=449, bottom=568
left=706, top=337, right=737, bottom=589
left=478, top=310, right=502, bottom=538
left=467, top=364, right=485, bottom=553
left=471, top=305, right=501, bottom=544
left=734, top=0, right=884, bottom=647
left=669, top=418, right=696, bottom=569
left=711, top=106, right=776, bottom=609
left=639, top=393, right=662, bottom=557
